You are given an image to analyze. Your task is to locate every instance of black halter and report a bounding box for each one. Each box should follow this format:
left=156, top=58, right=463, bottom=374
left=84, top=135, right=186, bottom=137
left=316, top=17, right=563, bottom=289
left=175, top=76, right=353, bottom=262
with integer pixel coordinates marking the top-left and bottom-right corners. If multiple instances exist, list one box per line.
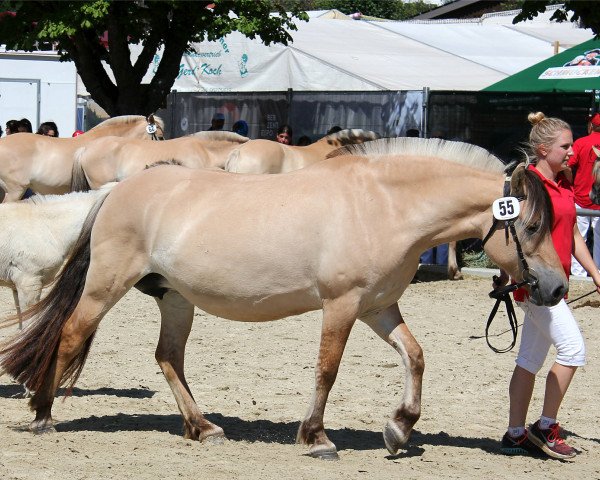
left=481, top=177, right=538, bottom=353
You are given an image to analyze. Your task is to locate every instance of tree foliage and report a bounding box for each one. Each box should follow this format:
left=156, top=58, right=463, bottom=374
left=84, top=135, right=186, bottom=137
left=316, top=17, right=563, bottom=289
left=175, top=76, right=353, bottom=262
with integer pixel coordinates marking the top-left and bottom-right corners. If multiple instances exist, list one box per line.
left=0, top=1, right=308, bottom=116
left=513, top=1, right=600, bottom=37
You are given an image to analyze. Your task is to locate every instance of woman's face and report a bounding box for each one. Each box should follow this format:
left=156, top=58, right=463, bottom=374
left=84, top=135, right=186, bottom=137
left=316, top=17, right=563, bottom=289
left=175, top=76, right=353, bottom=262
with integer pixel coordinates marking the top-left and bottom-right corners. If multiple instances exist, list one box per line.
left=539, top=129, right=573, bottom=173
left=276, top=132, right=291, bottom=145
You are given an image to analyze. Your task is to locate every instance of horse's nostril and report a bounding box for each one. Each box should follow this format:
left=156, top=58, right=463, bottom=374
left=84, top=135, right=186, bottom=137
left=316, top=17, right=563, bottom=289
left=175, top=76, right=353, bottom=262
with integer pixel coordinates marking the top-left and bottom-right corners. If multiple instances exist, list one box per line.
left=553, top=285, right=567, bottom=303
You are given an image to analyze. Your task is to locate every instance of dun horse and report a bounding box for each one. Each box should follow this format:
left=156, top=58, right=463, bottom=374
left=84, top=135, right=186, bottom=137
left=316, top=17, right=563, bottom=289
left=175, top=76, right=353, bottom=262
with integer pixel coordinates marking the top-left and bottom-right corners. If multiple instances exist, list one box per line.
left=0, top=138, right=567, bottom=460
left=70, top=131, right=248, bottom=191
left=0, top=184, right=116, bottom=328
left=225, top=128, right=379, bottom=173
left=0, top=114, right=163, bottom=202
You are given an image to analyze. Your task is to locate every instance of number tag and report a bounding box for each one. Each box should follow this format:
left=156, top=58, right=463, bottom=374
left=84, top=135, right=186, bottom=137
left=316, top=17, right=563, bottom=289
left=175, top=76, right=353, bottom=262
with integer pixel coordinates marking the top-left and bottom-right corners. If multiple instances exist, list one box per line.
left=146, top=124, right=158, bottom=134
left=492, top=197, right=520, bottom=221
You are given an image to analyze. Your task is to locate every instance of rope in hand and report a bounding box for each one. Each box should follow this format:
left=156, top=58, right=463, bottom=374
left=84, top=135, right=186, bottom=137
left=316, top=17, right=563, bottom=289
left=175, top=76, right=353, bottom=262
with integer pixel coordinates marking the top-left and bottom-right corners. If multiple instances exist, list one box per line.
left=474, top=282, right=597, bottom=352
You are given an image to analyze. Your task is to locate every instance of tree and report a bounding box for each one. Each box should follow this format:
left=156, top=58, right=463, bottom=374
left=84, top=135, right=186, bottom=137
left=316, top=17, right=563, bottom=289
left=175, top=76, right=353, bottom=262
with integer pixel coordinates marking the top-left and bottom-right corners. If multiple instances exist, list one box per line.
left=513, top=1, right=600, bottom=37
left=0, top=1, right=308, bottom=116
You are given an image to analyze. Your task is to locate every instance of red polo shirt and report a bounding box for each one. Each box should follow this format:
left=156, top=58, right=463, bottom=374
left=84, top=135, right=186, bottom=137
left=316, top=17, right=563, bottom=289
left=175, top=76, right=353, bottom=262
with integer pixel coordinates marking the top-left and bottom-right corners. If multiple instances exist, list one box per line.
left=514, top=165, right=575, bottom=302
left=567, top=130, right=600, bottom=210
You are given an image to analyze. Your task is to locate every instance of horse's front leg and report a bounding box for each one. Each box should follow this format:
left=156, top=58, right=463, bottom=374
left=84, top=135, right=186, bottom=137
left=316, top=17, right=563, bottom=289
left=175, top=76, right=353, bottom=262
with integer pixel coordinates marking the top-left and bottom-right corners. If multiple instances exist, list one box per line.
left=361, top=302, right=424, bottom=455
left=154, top=291, right=225, bottom=443
left=297, top=296, right=358, bottom=460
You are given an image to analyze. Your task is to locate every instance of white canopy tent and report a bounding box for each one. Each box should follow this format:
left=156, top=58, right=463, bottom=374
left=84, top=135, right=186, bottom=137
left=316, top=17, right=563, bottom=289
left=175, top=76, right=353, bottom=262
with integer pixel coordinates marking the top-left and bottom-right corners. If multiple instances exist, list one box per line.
left=113, top=5, right=594, bottom=95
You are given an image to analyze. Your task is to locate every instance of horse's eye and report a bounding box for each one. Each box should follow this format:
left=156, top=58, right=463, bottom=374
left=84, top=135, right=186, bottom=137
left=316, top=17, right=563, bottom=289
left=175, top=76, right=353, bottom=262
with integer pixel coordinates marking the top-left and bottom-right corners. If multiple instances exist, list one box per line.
left=525, top=222, right=540, bottom=235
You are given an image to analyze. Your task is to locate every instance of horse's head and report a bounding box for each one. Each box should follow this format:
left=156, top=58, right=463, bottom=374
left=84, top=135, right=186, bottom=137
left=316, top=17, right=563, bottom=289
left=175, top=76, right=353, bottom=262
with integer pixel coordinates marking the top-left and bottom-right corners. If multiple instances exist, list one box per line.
left=589, top=145, right=600, bottom=204
left=482, top=164, right=568, bottom=306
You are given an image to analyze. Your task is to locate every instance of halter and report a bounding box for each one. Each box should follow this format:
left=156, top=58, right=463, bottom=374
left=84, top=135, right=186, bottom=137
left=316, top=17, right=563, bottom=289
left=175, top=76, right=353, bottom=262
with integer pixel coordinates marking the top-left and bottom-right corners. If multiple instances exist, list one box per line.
left=145, top=115, right=163, bottom=141
left=480, top=176, right=538, bottom=353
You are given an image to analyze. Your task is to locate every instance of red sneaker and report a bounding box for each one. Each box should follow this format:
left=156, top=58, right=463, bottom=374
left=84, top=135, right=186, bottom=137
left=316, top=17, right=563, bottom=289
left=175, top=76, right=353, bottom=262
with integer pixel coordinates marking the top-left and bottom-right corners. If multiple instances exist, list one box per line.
left=528, top=420, right=576, bottom=460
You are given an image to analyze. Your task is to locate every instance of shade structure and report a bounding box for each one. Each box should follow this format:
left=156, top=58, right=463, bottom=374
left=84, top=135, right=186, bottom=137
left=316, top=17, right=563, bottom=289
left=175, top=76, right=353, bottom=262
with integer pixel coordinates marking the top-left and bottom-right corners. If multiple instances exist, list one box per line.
left=484, top=38, right=600, bottom=92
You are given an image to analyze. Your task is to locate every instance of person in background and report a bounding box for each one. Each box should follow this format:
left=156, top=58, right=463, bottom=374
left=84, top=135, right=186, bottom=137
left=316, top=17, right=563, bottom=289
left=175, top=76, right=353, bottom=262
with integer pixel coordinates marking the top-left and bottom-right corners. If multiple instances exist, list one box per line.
left=406, top=128, right=420, bottom=137
left=72, top=130, right=85, bottom=137
left=276, top=124, right=292, bottom=145
left=495, top=112, right=600, bottom=460
left=5, top=120, right=19, bottom=135
left=327, top=126, right=342, bottom=135
left=0, top=124, right=3, bottom=137
left=232, top=120, right=248, bottom=137
left=567, top=112, right=600, bottom=277
left=18, top=118, right=32, bottom=133
left=208, top=112, right=225, bottom=131
left=297, top=135, right=312, bottom=146
left=36, top=121, right=59, bottom=137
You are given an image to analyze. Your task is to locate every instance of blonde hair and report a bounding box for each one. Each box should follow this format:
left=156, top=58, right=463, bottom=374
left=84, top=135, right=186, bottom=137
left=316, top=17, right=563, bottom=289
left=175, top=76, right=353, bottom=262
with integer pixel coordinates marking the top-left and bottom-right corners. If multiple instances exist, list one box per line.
left=525, top=112, right=571, bottom=164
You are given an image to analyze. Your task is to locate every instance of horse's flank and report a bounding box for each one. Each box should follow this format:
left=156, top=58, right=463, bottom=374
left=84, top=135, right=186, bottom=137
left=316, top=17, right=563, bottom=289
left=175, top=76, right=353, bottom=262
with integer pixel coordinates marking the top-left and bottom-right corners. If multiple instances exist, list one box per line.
left=71, top=133, right=249, bottom=191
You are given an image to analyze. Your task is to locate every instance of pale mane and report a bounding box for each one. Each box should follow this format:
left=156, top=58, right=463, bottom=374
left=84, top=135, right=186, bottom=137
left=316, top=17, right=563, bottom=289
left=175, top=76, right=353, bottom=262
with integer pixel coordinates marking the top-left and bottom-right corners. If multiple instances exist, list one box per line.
left=327, top=137, right=506, bottom=174
left=90, top=115, right=164, bottom=130
left=190, top=131, right=249, bottom=143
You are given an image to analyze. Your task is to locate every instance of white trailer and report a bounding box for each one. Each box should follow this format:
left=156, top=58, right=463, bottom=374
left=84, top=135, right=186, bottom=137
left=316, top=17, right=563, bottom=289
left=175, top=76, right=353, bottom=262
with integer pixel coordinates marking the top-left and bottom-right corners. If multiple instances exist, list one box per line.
left=0, top=50, right=77, bottom=137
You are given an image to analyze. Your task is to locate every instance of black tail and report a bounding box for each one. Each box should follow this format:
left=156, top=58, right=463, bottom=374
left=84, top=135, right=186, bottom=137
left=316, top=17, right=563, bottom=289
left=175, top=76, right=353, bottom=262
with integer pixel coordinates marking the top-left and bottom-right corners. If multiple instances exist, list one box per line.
left=0, top=194, right=107, bottom=392
left=70, top=148, right=91, bottom=192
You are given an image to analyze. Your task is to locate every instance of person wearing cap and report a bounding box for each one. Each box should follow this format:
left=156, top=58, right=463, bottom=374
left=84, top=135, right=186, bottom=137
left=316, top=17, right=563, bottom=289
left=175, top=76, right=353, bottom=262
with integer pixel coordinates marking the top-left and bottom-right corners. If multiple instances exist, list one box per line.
left=208, top=112, right=225, bottom=131
left=232, top=120, right=248, bottom=137
left=72, top=130, right=85, bottom=137
left=567, top=112, right=600, bottom=276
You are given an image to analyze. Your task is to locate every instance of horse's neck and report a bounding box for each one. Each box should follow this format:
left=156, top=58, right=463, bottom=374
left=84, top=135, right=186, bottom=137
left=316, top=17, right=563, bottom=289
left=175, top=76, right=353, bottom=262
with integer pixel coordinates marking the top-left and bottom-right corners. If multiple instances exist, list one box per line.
left=88, top=123, right=144, bottom=139
left=388, top=165, right=503, bottom=247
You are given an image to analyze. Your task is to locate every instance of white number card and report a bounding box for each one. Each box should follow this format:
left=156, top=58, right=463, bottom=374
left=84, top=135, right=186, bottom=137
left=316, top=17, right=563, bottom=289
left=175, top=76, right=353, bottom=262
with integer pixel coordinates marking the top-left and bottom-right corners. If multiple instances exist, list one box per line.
left=492, top=197, right=521, bottom=221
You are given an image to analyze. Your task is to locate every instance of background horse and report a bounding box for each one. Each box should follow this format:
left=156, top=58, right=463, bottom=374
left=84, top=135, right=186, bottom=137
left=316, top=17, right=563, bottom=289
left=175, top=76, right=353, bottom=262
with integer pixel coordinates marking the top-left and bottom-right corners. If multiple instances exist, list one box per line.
left=70, top=131, right=248, bottom=191
left=224, top=128, right=379, bottom=173
left=0, top=114, right=163, bottom=202
left=0, top=184, right=115, bottom=328
left=0, top=138, right=566, bottom=460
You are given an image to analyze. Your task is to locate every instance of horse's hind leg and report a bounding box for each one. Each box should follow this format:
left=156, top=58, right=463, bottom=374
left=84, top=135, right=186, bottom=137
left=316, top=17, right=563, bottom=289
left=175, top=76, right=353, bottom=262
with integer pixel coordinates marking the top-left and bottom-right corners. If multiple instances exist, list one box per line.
left=361, top=302, right=424, bottom=455
left=154, top=290, right=225, bottom=443
left=447, top=241, right=463, bottom=280
left=297, top=297, right=358, bottom=460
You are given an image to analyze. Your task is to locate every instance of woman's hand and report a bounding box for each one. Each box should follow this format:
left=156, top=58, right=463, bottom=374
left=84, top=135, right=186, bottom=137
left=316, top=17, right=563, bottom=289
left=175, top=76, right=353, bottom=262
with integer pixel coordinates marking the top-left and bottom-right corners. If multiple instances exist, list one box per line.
left=493, top=269, right=509, bottom=290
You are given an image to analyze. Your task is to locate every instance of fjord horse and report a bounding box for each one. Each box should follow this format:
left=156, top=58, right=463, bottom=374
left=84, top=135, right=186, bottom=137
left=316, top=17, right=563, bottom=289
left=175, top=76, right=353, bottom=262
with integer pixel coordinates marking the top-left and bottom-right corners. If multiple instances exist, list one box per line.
left=0, top=184, right=115, bottom=328
left=0, top=138, right=567, bottom=460
left=70, top=131, right=248, bottom=191
left=224, top=128, right=379, bottom=173
left=0, top=115, right=163, bottom=202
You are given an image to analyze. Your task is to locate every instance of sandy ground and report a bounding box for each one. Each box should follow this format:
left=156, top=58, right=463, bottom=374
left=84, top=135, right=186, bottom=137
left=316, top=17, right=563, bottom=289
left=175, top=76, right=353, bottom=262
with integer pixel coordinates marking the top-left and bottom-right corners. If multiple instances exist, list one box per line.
left=0, top=272, right=599, bottom=480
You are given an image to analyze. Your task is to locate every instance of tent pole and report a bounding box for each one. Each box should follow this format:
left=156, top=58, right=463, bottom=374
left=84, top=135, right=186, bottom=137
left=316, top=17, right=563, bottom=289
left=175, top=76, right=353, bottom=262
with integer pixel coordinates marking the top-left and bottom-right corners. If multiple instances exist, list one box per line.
left=422, top=87, right=429, bottom=138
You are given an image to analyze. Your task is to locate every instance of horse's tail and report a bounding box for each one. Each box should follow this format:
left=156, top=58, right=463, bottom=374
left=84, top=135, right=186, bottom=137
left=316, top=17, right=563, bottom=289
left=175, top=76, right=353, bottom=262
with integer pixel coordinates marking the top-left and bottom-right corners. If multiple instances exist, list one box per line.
left=0, top=193, right=108, bottom=392
left=325, top=129, right=380, bottom=148
left=70, top=146, right=91, bottom=192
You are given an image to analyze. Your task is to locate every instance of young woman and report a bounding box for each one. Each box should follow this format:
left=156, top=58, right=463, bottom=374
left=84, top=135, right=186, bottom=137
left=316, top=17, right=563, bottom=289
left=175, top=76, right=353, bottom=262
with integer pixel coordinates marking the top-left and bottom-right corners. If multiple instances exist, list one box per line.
left=497, top=112, right=600, bottom=460
left=275, top=124, right=292, bottom=145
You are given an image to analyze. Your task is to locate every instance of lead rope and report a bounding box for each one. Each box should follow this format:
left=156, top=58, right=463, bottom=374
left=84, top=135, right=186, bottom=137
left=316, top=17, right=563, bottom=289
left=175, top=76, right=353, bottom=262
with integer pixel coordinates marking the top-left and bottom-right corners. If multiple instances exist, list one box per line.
left=485, top=279, right=526, bottom=353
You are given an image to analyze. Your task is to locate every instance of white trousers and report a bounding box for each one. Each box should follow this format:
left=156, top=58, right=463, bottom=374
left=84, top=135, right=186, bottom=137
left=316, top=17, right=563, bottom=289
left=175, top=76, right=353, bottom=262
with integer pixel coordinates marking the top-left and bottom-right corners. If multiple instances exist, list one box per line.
left=571, top=205, right=600, bottom=276
left=516, top=299, right=586, bottom=374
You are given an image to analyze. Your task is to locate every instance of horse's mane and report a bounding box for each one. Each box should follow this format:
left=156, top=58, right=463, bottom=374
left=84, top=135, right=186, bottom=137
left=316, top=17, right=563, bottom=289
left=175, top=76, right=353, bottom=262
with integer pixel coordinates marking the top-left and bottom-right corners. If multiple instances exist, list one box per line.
left=90, top=115, right=164, bottom=130
left=190, top=131, right=249, bottom=143
left=319, top=129, right=380, bottom=147
left=327, top=137, right=506, bottom=174
left=145, top=159, right=183, bottom=169
left=22, top=183, right=117, bottom=206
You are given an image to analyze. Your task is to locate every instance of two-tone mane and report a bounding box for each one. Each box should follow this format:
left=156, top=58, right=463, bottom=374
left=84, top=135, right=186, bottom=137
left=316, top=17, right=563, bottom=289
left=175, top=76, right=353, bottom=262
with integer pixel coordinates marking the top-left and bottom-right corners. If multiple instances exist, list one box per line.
left=190, top=131, right=249, bottom=143
left=89, top=115, right=164, bottom=132
left=321, top=129, right=380, bottom=148
left=327, top=137, right=506, bottom=174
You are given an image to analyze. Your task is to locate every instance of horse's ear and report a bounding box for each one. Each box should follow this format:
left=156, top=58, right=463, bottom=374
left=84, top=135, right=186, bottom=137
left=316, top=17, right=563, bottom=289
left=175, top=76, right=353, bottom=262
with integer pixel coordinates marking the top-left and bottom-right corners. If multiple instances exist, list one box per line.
left=147, top=114, right=155, bottom=124
left=509, top=164, right=527, bottom=198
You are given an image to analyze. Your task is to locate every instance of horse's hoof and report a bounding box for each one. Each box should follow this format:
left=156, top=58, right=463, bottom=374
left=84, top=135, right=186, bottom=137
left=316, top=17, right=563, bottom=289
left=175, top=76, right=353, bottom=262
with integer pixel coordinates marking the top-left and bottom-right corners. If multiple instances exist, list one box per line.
left=29, top=421, right=56, bottom=435
left=308, top=443, right=339, bottom=461
left=202, top=432, right=227, bottom=445
left=383, top=420, right=410, bottom=455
